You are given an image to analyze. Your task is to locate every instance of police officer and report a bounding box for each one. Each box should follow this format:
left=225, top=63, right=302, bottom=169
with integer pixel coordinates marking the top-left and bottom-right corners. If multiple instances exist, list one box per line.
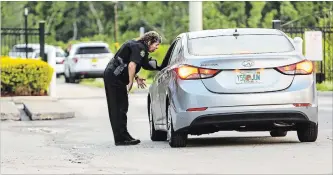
left=103, top=31, right=162, bottom=146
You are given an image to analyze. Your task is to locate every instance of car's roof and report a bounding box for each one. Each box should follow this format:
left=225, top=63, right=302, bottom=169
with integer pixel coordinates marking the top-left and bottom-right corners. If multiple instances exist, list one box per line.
left=72, top=42, right=109, bottom=48
left=13, top=43, right=53, bottom=49
left=186, top=28, right=283, bottom=39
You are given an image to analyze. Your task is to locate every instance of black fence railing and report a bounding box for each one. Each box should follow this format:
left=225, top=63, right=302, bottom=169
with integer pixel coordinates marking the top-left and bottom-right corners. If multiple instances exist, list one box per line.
left=273, top=20, right=333, bottom=83
left=1, top=21, right=49, bottom=61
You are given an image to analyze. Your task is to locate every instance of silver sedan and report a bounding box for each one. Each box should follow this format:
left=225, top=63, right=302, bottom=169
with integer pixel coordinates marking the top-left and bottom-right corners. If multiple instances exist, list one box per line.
left=147, top=28, right=318, bottom=148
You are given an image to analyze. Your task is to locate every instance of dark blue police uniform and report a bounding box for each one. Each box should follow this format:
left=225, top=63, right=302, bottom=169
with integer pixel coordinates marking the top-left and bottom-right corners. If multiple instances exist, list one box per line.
left=103, top=40, right=157, bottom=145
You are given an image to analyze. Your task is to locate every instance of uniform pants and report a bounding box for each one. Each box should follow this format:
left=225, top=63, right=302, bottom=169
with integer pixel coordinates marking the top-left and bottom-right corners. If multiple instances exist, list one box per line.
left=103, top=69, right=129, bottom=142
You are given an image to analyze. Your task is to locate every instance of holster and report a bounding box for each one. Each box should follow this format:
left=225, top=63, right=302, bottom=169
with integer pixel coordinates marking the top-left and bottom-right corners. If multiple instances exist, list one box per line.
left=108, top=56, right=127, bottom=76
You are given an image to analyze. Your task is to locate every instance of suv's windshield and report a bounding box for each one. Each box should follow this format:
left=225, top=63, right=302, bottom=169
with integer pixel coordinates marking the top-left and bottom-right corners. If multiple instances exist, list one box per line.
left=188, top=34, right=294, bottom=56
left=76, top=46, right=110, bottom=54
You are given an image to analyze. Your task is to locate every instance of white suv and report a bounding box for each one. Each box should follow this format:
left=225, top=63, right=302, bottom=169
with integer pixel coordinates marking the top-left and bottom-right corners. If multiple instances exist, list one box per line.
left=64, top=42, right=114, bottom=83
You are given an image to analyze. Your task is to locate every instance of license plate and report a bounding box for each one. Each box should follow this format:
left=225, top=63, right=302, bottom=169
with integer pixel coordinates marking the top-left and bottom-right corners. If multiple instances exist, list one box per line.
left=91, top=58, right=98, bottom=63
left=236, top=70, right=261, bottom=84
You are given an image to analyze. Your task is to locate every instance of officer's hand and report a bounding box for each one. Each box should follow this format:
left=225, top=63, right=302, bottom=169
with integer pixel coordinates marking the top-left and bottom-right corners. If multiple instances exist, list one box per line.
left=136, top=77, right=147, bottom=89
left=127, top=81, right=134, bottom=92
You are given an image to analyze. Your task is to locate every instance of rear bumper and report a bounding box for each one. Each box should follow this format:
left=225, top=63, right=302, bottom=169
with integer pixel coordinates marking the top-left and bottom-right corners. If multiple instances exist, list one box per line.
left=172, top=105, right=318, bottom=134
left=171, top=104, right=318, bottom=132
left=55, top=64, right=64, bottom=74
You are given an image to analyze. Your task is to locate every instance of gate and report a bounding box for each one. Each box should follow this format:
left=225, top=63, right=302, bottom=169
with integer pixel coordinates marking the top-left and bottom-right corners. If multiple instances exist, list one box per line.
left=1, top=21, right=49, bottom=61
left=272, top=19, right=333, bottom=83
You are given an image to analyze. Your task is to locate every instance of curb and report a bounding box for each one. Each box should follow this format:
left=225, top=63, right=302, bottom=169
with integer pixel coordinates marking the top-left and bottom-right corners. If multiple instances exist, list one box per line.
left=23, top=101, right=75, bottom=120
left=0, top=101, right=20, bottom=121
left=1, top=97, right=74, bottom=121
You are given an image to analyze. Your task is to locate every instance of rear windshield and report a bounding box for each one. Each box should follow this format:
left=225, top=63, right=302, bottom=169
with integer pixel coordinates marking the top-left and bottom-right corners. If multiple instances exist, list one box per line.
left=13, top=47, right=35, bottom=52
left=188, top=34, right=294, bottom=56
left=76, top=46, right=110, bottom=54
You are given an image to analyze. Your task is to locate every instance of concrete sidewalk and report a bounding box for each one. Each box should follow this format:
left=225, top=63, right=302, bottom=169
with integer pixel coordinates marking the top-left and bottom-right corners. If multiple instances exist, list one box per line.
left=1, top=97, right=75, bottom=121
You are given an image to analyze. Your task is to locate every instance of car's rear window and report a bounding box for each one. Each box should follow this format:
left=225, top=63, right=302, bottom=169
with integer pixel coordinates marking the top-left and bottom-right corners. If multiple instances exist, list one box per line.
left=76, top=46, right=110, bottom=54
left=13, top=47, right=35, bottom=52
left=188, top=34, right=294, bottom=56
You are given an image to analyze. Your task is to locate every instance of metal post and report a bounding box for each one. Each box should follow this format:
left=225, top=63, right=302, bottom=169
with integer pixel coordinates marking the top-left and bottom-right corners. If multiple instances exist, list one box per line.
left=48, top=46, right=57, bottom=98
left=24, top=8, right=28, bottom=58
left=272, top=20, right=281, bottom=30
left=140, top=27, right=145, bottom=37
left=39, top=21, right=45, bottom=62
left=189, top=1, right=203, bottom=32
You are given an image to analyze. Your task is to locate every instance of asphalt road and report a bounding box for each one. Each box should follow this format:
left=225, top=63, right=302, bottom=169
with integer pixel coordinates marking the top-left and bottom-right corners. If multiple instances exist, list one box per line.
left=1, top=79, right=332, bottom=174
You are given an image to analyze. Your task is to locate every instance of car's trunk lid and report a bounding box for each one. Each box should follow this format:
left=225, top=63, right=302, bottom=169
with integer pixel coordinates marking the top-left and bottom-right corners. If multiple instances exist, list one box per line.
left=187, top=53, right=304, bottom=94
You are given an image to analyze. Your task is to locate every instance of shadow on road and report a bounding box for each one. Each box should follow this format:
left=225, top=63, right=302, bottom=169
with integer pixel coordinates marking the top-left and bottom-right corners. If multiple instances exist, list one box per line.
left=185, top=136, right=299, bottom=148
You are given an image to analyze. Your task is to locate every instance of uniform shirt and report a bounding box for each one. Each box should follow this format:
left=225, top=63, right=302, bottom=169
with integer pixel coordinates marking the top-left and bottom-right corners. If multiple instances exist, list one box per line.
left=106, top=40, right=153, bottom=86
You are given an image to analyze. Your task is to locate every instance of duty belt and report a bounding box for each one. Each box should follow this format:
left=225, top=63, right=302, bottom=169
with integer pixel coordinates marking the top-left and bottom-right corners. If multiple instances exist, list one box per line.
left=109, top=56, right=127, bottom=76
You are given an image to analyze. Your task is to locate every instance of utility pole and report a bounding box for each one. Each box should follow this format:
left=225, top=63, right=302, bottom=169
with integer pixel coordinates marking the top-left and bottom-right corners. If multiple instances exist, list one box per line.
left=114, top=2, right=118, bottom=43
left=189, top=1, right=202, bottom=32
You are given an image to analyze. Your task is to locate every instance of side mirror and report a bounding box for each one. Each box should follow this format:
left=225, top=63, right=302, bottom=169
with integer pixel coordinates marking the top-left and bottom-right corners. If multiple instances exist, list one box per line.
left=148, top=59, right=158, bottom=70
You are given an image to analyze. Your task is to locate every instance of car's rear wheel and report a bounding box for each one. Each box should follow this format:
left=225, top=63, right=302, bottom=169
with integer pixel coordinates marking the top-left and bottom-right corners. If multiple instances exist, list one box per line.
left=167, top=100, right=187, bottom=148
left=297, top=122, right=318, bottom=142
left=149, top=102, right=167, bottom=141
left=270, top=130, right=287, bottom=137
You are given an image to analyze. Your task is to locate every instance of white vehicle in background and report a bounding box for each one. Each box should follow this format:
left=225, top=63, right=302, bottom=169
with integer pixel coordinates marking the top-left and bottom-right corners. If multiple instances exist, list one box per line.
left=9, top=44, right=67, bottom=78
left=55, top=47, right=66, bottom=77
left=64, top=42, right=114, bottom=83
left=9, top=43, right=42, bottom=59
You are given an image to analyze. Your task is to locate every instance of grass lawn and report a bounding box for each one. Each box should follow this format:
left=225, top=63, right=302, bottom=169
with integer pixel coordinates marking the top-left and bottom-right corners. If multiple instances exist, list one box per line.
left=316, top=81, right=333, bottom=91
left=79, top=78, right=153, bottom=93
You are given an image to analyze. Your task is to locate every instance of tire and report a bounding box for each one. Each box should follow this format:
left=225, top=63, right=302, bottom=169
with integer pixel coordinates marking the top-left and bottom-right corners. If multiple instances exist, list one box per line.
left=149, top=102, right=167, bottom=141
left=270, top=130, right=287, bottom=137
left=167, top=101, right=187, bottom=148
left=297, top=122, right=318, bottom=142
left=68, top=71, right=76, bottom=83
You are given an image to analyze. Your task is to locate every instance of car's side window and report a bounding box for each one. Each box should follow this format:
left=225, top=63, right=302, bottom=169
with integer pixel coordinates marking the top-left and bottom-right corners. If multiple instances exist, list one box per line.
left=168, top=39, right=182, bottom=66
left=159, top=39, right=178, bottom=70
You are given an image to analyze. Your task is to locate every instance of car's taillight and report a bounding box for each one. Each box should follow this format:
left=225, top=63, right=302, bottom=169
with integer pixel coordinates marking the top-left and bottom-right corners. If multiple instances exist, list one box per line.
left=73, top=57, right=78, bottom=63
left=276, top=60, right=313, bottom=75
left=57, top=60, right=64, bottom=64
left=174, top=65, right=220, bottom=80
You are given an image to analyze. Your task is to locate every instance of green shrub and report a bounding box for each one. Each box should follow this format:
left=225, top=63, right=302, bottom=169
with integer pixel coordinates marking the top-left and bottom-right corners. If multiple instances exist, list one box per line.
left=1, top=56, right=54, bottom=96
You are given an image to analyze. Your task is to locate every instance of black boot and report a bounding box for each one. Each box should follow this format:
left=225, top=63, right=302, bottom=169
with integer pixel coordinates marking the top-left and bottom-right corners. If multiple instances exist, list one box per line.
left=123, top=131, right=141, bottom=143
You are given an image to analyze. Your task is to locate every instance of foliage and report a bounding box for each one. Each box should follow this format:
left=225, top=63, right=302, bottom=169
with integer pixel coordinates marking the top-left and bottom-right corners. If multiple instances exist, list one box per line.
left=317, top=81, right=333, bottom=91
left=0, top=56, right=54, bottom=96
left=2, top=1, right=332, bottom=45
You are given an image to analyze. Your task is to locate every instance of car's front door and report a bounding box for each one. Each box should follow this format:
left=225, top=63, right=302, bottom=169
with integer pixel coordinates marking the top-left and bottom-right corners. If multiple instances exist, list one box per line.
left=153, top=39, right=179, bottom=125
left=157, top=37, right=182, bottom=125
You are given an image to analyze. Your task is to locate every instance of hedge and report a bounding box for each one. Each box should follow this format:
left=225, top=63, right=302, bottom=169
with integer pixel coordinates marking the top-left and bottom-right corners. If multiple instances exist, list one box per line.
left=1, top=56, right=54, bottom=96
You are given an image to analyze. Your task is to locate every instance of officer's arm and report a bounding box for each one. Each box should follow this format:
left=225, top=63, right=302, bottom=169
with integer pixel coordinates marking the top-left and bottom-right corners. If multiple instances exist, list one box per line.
left=128, top=44, right=143, bottom=83
left=128, top=62, right=137, bottom=83
left=141, top=57, right=158, bottom=71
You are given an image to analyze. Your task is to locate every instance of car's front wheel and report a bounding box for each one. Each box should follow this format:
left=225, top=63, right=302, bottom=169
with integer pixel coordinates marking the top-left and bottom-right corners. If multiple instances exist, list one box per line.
left=297, top=122, right=318, bottom=142
left=167, top=101, right=187, bottom=148
left=149, top=102, right=167, bottom=141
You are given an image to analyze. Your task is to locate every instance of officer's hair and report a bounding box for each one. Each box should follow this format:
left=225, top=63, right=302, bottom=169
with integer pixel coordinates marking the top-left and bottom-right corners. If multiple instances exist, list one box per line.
left=137, top=31, right=162, bottom=46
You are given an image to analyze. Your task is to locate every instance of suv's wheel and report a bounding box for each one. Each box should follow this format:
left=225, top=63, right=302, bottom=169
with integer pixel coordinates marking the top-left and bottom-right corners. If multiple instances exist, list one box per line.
left=297, top=122, right=318, bottom=142
left=270, top=130, right=287, bottom=137
left=167, top=101, right=187, bottom=148
left=64, top=69, right=70, bottom=83
left=149, top=102, right=167, bottom=141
